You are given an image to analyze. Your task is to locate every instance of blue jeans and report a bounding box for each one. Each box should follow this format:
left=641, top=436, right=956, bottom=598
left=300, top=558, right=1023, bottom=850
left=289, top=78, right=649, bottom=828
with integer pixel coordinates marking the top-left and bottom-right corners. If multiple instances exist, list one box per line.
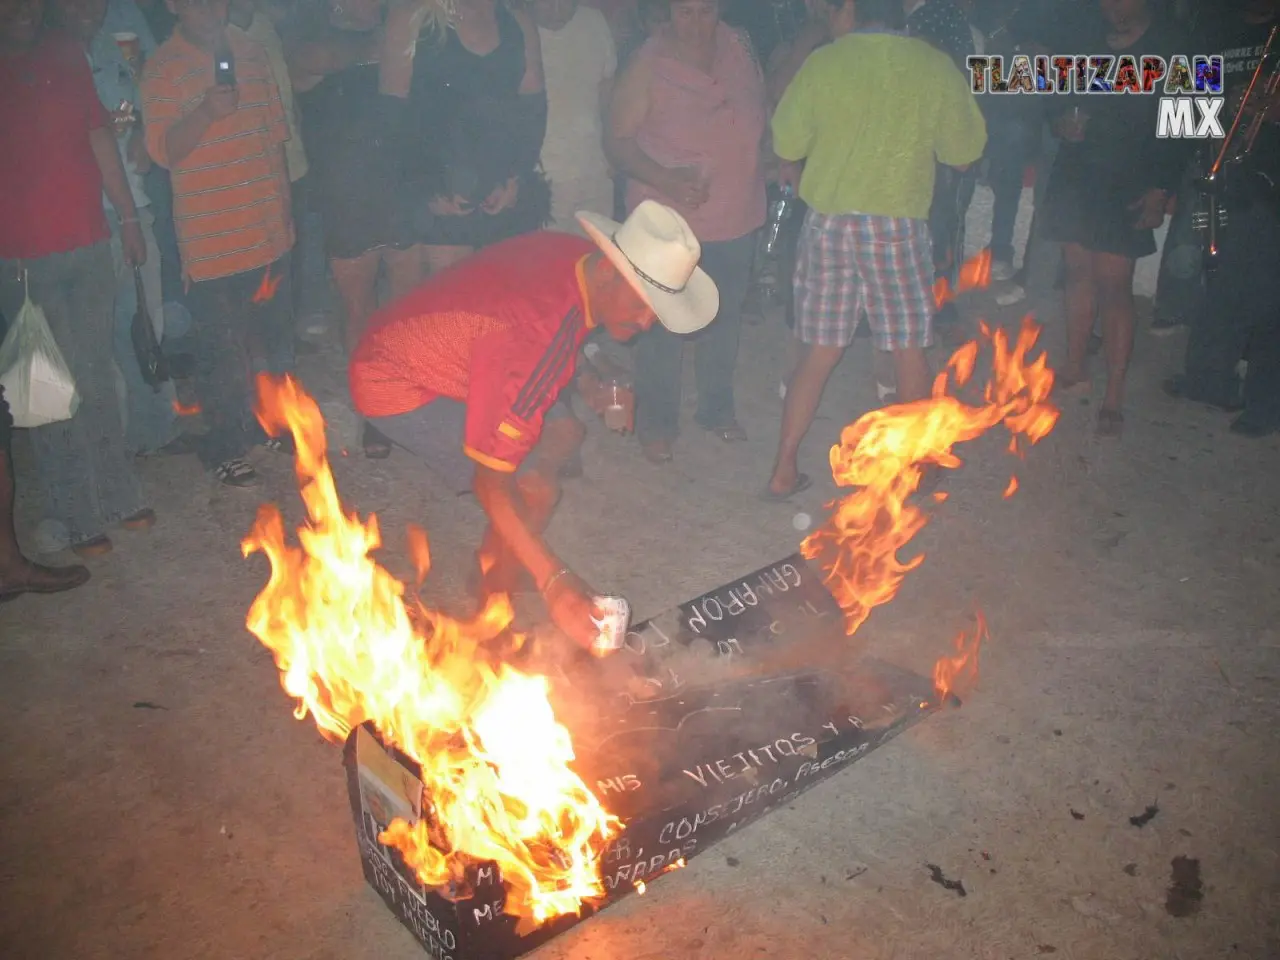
left=0, top=243, right=146, bottom=544
left=635, top=231, right=756, bottom=442
left=185, top=254, right=295, bottom=467
left=986, top=115, right=1041, bottom=264
left=109, top=211, right=179, bottom=455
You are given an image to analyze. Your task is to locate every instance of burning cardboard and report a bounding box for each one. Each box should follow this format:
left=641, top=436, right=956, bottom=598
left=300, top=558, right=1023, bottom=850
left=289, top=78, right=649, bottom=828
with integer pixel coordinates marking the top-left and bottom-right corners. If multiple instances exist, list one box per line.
left=344, top=554, right=940, bottom=960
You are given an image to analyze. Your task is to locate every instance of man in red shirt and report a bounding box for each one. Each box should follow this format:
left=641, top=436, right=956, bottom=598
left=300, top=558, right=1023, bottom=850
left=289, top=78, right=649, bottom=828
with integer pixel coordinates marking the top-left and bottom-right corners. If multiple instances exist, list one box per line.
left=0, top=0, right=153, bottom=558
left=351, top=200, right=717, bottom=649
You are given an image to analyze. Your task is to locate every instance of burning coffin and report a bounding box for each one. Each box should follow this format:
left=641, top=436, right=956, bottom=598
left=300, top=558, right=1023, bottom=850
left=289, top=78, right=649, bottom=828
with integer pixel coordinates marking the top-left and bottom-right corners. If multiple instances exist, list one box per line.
left=345, top=553, right=940, bottom=960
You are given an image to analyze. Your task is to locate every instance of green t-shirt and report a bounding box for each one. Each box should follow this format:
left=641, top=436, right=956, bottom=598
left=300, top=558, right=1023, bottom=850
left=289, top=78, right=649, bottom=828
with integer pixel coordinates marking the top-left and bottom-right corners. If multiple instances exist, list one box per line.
left=772, top=31, right=987, bottom=219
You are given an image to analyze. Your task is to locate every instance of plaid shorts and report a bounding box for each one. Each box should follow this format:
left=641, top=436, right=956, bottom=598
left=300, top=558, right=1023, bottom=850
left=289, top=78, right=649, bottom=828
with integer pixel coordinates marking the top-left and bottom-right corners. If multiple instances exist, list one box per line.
left=793, top=210, right=936, bottom=350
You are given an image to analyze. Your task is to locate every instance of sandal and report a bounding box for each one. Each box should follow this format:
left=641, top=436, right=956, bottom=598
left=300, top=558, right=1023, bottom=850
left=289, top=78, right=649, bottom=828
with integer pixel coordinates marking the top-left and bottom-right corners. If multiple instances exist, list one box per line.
left=759, top=473, right=811, bottom=502
left=641, top=438, right=673, bottom=463
left=362, top=423, right=392, bottom=460
left=72, top=535, right=113, bottom=559
left=1096, top=408, right=1124, bottom=438
left=702, top=422, right=748, bottom=443
left=120, top=508, right=156, bottom=531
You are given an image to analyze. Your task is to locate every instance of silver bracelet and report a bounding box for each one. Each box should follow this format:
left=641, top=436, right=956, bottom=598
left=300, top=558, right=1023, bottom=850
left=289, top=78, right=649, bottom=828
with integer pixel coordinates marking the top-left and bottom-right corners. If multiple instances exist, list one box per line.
left=541, top=567, right=571, bottom=596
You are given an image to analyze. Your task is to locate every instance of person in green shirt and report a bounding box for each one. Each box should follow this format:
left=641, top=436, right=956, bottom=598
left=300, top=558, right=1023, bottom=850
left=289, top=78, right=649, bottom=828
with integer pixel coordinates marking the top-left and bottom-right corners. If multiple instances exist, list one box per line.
left=762, top=0, right=985, bottom=500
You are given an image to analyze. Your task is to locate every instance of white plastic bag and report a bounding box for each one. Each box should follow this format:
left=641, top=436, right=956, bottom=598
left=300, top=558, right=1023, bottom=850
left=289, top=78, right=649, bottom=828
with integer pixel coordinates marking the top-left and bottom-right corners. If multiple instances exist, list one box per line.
left=0, top=272, right=80, bottom=427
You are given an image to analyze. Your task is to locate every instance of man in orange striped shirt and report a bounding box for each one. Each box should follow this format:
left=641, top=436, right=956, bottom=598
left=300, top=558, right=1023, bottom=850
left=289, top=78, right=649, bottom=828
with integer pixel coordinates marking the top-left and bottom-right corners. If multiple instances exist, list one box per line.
left=141, top=0, right=294, bottom=487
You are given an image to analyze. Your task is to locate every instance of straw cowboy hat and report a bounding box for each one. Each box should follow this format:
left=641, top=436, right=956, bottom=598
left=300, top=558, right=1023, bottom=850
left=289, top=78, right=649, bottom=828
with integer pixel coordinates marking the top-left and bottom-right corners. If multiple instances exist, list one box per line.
left=577, top=200, right=719, bottom=336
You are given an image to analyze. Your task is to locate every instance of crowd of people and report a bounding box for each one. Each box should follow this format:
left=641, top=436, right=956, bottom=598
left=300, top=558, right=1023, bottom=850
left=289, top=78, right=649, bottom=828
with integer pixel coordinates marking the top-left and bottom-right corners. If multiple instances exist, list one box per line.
left=0, top=0, right=1277, bottom=630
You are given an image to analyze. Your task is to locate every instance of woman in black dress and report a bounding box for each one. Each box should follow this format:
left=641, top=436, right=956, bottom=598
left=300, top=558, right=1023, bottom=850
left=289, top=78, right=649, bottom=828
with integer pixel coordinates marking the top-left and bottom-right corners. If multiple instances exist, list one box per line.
left=288, top=0, right=408, bottom=458
left=386, top=0, right=549, bottom=277
left=1041, top=0, right=1191, bottom=436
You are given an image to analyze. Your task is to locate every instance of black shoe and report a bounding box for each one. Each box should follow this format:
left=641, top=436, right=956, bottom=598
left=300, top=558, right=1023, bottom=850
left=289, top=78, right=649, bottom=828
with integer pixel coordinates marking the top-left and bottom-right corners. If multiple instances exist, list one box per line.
left=1229, top=412, right=1279, bottom=437
left=213, top=457, right=259, bottom=487
left=1163, top=375, right=1244, bottom=412
left=1150, top=315, right=1185, bottom=337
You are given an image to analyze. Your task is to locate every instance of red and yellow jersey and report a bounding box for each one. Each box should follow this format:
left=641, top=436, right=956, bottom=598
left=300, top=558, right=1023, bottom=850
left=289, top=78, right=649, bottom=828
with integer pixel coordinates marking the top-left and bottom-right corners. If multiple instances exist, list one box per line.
left=350, top=231, right=597, bottom=471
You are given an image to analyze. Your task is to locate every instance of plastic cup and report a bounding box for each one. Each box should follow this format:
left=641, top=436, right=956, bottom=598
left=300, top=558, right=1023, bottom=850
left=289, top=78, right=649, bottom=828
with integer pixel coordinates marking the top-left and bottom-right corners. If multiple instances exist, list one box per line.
left=113, top=31, right=140, bottom=63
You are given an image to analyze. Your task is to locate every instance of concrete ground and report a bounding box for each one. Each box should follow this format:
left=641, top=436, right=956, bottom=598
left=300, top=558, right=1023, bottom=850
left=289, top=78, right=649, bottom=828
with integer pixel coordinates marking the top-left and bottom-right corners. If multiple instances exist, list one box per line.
left=2, top=211, right=1278, bottom=959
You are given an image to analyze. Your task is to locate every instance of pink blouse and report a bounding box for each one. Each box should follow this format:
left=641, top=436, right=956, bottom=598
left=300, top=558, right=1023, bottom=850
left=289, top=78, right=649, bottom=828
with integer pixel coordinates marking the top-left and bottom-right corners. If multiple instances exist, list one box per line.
left=626, top=22, right=767, bottom=243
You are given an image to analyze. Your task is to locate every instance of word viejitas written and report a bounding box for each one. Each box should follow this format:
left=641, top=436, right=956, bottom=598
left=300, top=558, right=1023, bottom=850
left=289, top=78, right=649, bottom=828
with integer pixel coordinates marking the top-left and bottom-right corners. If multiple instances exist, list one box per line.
left=968, top=54, right=1223, bottom=96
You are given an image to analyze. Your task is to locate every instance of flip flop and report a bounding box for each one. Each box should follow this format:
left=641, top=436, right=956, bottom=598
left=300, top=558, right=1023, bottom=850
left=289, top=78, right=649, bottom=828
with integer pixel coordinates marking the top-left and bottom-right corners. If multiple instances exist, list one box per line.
left=759, top=473, right=811, bottom=502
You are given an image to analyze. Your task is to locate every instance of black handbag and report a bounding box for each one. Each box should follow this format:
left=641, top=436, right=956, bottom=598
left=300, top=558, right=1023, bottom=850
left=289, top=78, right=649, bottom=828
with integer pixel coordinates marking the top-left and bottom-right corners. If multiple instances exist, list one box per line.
left=130, top=266, right=169, bottom=390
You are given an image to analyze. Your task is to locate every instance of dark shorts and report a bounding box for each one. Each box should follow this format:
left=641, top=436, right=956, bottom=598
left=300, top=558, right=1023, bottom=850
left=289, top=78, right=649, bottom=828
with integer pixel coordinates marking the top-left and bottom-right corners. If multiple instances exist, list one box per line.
left=1041, top=163, right=1158, bottom=260
left=368, top=395, right=572, bottom=494
left=406, top=169, right=552, bottom=250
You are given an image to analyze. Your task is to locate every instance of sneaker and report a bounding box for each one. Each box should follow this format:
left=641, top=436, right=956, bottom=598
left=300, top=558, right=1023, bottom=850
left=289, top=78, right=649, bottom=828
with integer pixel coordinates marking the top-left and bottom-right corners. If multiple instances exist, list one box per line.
left=1150, top=315, right=1185, bottom=337
left=214, top=458, right=259, bottom=487
left=990, top=260, right=1016, bottom=282
left=261, top=435, right=295, bottom=455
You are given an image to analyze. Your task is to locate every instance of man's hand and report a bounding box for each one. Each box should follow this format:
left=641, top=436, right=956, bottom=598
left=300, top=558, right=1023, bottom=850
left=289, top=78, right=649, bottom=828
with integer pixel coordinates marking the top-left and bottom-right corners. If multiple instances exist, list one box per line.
left=775, top=159, right=801, bottom=192
left=429, top=193, right=473, bottom=216
left=127, top=126, right=151, bottom=174
left=1129, top=188, right=1168, bottom=229
left=202, top=84, right=239, bottom=121
left=1053, top=108, right=1088, bottom=142
left=121, top=219, right=147, bottom=266
left=542, top=569, right=601, bottom=652
left=661, top=165, right=710, bottom=208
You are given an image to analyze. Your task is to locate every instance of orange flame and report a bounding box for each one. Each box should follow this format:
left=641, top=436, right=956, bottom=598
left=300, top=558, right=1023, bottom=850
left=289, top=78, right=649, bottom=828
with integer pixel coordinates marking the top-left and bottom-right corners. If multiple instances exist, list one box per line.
left=252, top=264, right=283, bottom=304
left=1003, top=476, right=1019, bottom=498
left=933, top=249, right=992, bottom=308
left=172, top=399, right=201, bottom=416
left=801, top=317, right=1058, bottom=637
left=633, top=857, right=685, bottom=896
left=933, top=612, right=986, bottom=701
left=241, top=374, right=620, bottom=928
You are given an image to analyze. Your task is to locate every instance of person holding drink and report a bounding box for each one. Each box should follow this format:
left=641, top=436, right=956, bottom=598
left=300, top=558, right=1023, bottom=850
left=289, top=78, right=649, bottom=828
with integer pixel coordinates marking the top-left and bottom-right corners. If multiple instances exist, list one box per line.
left=1039, top=0, right=1190, bottom=436
left=605, top=0, right=767, bottom=463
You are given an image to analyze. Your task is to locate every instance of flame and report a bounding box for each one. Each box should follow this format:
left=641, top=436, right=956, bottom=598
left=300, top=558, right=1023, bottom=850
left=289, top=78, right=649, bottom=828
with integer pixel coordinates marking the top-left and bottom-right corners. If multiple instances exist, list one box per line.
left=1003, top=476, right=1019, bottom=498
left=241, top=374, right=620, bottom=928
left=633, top=857, right=685, bottom=896
left=172, top=399, right=201, bottom=415
left=933, top=613, right=986, bottom=701
left=933, top=249, right=992, bottom=308
left=802, top=317, right=1058, bottom=637
left=252, top=263, right=283, bottom=303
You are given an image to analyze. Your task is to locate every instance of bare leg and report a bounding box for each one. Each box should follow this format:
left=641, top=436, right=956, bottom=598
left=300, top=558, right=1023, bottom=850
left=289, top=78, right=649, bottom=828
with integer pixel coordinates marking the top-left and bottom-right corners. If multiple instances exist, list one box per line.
left=891, top=346, right=931, bottom=403
left=873, top=348, right=898, bottom=402
left=1093, top=250, right=1137, bottom=413
left=422, top=244, right=473, bottom=280
left=478, top=414, right=585, bottom=593
left=767, top=341, right=844, bottom=495
left=331, top=250, right=392, bottom=456
left=329, top=250, right=380, bottom=356
left=385, top=244, right=430, bottom=300
left=1061, top=242, right=1096, bottom=385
